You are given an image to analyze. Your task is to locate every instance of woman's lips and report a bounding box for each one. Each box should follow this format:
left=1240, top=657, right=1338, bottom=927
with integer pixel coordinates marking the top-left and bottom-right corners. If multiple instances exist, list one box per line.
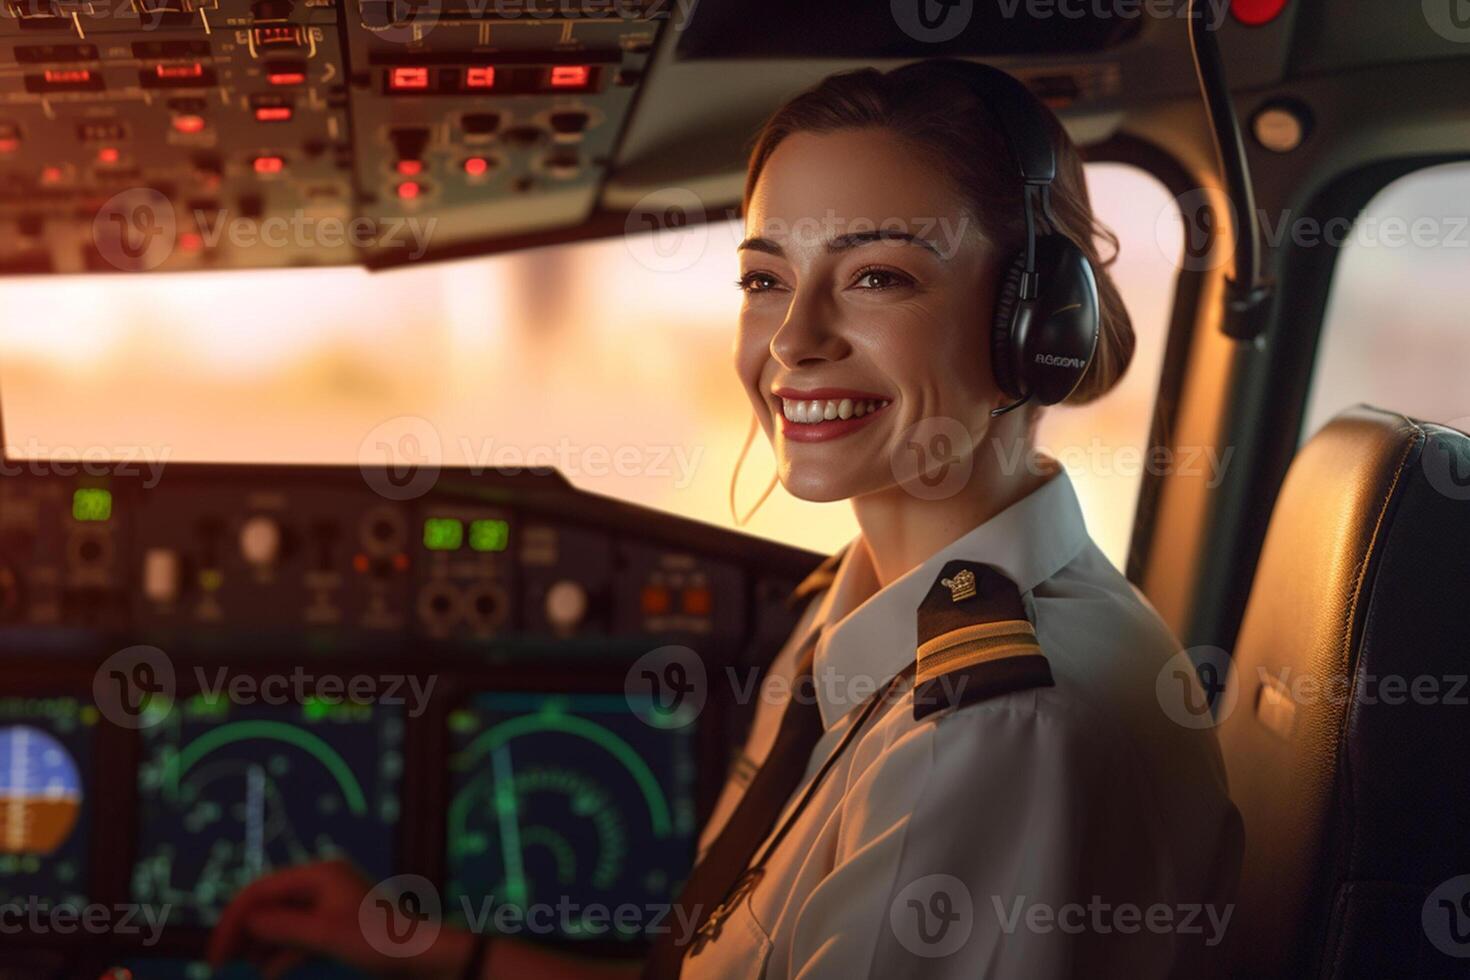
left=774, top=389, right=893, bottom=443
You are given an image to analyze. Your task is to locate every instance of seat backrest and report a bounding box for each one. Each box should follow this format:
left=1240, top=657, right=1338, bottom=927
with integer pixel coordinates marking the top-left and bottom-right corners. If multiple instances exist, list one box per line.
left=1218, top=406, right=1470, bottom=978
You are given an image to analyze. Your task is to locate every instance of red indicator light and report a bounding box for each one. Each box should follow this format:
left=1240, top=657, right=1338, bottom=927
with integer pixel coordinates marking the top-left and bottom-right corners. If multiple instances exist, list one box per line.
left=389, top=66, right=430, bottom=91
left=97, top=146, right=120, bottom=164
left=681, top=587, right=712, bottom=616
left=462, top=156, right=488, bottom=177
left=254, top=106, right=292, bottom=122
left=353, top=553, right=370, bottom=574
left=1231, top=0, right=1288, bottom=25
left=640, top=585, right=670, bottom=616
left=392, top=552, right=410, bottom=572
left=179, top=232, right=203, bottom=251
left=395, top=159, right=423, bottom=176
left=155, top=63, right=204, bottom=80
left=396, top=180, right=421, bottom=200
left=40, top=165, right=63, bottom=184
left=0, top=139, right=17, bottom=154
left=172, top=114, right=206, bottom=134
left=464, top=66, right=496, bottom=89
left=549, top=65, right=591, bottom=89
left=253, top=155, right=285, bottom=174
left=44, top=69, right=91, bottom=84
left=267, top=71, right=306, bottom=86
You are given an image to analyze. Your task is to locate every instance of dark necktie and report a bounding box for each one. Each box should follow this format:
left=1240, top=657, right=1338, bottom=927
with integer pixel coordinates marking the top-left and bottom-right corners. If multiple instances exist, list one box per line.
left=643, top=630, right=825, bottom=980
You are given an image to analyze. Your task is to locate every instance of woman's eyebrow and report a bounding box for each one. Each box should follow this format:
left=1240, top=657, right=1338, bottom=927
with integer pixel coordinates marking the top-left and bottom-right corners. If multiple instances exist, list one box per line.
left=737, top=237, right=785, bottom=256
left=827, top=230, right=942, bottom=255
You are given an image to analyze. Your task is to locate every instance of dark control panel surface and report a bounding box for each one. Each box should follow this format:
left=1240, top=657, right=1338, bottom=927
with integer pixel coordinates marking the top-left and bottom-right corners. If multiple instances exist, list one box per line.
left=0, top=461, right=818, bottom=977
left=0, top=462, right=808, bottom=651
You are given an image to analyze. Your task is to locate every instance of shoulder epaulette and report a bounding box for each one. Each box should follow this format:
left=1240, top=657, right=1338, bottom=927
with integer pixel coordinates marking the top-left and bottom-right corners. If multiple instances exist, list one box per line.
left=786, top=546, right=848, bottom=609
left=912, top=560, right=1053, bottom=720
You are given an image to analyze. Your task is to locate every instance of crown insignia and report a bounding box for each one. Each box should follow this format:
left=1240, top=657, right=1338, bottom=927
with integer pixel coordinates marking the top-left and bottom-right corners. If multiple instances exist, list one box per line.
left=940, top=569, right=977, bottom=602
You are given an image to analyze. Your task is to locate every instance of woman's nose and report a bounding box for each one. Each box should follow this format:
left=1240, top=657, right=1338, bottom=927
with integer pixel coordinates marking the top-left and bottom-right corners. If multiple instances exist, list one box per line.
left=770, top=295, right=850, bottom=369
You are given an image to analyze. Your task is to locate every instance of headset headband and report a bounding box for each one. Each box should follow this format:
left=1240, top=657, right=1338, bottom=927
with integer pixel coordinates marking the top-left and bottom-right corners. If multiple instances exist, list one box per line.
left=930, top=62, right=1057, bottom=186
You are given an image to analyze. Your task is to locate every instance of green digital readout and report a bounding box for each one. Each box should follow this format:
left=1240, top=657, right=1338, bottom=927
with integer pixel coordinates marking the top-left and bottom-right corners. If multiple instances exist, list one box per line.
left=468, top=519, right=509, bottom=553
left=72, top=488, right=112, bottom=522
left=423, top=518, right=464, bottom=551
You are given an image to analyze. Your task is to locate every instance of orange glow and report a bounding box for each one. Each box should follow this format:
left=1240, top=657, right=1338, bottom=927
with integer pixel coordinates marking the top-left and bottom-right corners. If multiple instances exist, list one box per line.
left=0, top=165, right=1183, bottom=569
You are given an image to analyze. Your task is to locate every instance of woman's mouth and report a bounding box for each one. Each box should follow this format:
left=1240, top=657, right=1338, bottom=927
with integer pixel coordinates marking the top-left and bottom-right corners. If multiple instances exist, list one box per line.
left=774, top=389, right=892, bottom=443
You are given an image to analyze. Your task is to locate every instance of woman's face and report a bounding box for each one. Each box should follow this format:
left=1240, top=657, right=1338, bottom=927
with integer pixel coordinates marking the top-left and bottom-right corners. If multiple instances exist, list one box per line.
left=735, top=127, right=1009, bottom=502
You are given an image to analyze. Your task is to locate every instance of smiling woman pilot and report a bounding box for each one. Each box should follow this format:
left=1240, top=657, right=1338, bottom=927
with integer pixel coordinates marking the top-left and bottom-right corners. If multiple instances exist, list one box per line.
left=208, top=60, right=1241, bottom=980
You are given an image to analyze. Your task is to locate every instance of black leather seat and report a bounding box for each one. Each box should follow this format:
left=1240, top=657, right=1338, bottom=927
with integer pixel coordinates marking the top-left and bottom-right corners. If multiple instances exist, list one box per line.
left=1218, top=406, right=1470, bottom=978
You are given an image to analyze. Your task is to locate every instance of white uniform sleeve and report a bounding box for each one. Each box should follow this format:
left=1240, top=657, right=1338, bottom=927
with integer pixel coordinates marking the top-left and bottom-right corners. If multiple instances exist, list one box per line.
left=785, top=689, right=1178, bottom=979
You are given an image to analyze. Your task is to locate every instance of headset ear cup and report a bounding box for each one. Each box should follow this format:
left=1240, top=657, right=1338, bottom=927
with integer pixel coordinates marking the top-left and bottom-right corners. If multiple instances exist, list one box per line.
left=990, top=251, right=1028, bottom=400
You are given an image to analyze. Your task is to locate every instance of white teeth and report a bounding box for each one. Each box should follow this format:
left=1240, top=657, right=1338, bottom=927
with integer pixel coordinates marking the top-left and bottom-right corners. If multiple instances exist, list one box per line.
left=778, top=397, right=890, bottom=424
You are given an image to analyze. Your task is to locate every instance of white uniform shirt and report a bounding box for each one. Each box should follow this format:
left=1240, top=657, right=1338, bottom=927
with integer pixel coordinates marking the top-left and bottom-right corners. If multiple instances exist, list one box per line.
left=682, top=469, right=1241, bottom=979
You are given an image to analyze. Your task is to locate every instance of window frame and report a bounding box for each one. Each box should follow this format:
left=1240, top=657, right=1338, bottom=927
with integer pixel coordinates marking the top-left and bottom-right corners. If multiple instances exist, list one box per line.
left=1173, top=152, right=1470, bottom=650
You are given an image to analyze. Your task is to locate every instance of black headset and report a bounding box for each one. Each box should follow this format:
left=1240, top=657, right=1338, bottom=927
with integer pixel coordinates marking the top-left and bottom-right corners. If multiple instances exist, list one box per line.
left=931, top=62, right=1102, bottom=416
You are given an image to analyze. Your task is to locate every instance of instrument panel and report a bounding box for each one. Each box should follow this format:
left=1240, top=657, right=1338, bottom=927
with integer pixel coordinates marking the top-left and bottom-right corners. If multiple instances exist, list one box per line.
left=0, top=0, right=670, bottom=273
left=0, top=462, right=817, bottom=978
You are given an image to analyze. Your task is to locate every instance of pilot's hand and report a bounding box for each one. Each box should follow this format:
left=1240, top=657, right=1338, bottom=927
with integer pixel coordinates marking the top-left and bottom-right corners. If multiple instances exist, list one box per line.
left=207, top=859, right=475, bottom=980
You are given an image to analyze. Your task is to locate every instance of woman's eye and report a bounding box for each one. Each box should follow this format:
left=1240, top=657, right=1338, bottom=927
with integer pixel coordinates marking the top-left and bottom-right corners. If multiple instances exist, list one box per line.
left=737, top=272, right=782, bottom=294
left=851, top=268, right=913, bottom=291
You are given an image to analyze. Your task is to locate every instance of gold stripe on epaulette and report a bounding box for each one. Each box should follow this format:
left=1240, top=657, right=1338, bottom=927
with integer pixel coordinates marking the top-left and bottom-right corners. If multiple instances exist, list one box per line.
left=915, top=620, right=1041, bottom=686
left=916, top=619, right=1037, bottom=660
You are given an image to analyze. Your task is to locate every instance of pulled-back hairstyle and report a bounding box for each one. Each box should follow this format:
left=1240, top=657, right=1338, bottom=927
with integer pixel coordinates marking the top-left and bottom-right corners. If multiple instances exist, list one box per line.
left=743, top=60, right=1133, bottom=405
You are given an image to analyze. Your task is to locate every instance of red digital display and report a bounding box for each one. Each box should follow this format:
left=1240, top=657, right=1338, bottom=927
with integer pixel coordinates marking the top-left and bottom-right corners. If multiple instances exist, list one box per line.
left=44, top=69, right=92, bottom=84
left=389, top=66, right=430, bottom=91
left=254, top=106, right=292, bottom=122
left=268, top=71, right=306, bottom=86
left=464, top=66, right=496, bottom=90
left=155, top=63, right=204, bottom=80
left=253, top=155, right=285, bottom=174
left=548, top=65, right=591, bottom=89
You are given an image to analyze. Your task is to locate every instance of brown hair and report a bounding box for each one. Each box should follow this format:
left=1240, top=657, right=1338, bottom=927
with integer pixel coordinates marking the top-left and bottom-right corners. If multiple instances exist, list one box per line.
left=743, top=60, right=1133, bottom=405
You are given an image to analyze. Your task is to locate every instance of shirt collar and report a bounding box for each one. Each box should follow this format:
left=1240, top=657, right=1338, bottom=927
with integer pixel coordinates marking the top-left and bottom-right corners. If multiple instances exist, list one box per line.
left=808, top=467, right=1090, bottom=730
